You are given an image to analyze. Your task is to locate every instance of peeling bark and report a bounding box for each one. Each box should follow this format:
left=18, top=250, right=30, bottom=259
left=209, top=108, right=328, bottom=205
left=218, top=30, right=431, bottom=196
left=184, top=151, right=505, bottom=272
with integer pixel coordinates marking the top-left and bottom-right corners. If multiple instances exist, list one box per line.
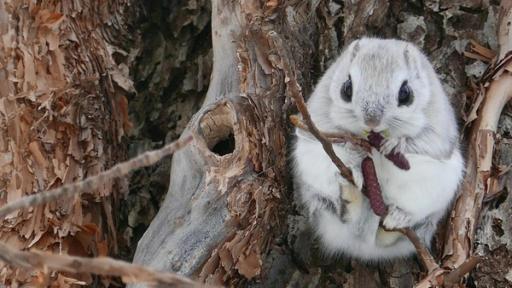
left=0, top=1, right=135, bottom=286
left=440, top=4, right=512, bottom=287
left=132, top=0, right=297, bottom=285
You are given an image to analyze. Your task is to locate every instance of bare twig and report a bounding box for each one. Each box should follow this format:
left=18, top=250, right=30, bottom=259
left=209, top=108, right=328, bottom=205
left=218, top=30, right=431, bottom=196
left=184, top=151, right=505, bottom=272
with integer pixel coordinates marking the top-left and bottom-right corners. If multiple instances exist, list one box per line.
left=0, top=136, right=193, bottom=220
left=444, top=256, right=483, bottom=286
left=284, top=75, right=355, bottom=185
left=290, top=115, right=372, bottom=152
left=0, top=135, right=201, bottom=286
left=0, top=241, right=206, bottom=287
left=414, top=268, right=446, bottom=288
left=414, top=256, right=483, bottom=288
left=398, top=228, right=438, bottom=273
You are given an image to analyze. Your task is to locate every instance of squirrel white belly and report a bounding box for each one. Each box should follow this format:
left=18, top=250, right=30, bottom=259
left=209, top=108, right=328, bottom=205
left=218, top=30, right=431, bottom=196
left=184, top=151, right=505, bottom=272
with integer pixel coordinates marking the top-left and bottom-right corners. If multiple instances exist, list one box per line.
left=292, top=38, right=464, bottom=260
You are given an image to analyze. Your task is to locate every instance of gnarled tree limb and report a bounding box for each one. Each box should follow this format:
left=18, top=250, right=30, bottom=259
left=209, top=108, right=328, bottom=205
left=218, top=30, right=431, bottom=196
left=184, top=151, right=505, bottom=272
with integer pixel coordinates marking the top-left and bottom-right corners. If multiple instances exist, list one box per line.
left=416, top=1, right=512, bottom=287
left=443, top=0, right=512, bottom=272
left=132, top=0, right=308, bottom=285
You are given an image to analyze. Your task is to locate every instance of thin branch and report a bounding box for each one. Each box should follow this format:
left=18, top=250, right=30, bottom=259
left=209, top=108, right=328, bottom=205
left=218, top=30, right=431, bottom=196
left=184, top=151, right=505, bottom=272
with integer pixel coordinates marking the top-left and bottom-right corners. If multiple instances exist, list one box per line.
left=283, top=72, right=355, bottom=185
left=0, top=241, right=207, bottom=287
left=0, top=135, right=200, bottom=286
left=0, top=136, right=193, bottom=220
left=414, top=256, right=483, bottom=288
left=290, top=115, right=372, bottom=152
left=444, top=256, right=483, bottom=286
left=414, top=269, right=446, bottom=288
left=398, top=228, right=438, bottom=273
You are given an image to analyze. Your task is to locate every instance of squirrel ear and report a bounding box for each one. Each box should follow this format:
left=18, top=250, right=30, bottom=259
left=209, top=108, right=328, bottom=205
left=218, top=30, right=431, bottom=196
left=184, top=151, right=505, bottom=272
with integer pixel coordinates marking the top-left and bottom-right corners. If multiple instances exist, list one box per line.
left=349, top=40, right=361, bottom=62
left=404, top=45, right=421, bottom=79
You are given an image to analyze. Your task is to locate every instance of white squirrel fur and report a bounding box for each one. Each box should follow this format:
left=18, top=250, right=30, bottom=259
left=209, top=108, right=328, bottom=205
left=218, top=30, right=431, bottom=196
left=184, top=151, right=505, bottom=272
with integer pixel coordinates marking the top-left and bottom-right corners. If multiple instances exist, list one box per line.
left=292, top=38, right=464, bottom=260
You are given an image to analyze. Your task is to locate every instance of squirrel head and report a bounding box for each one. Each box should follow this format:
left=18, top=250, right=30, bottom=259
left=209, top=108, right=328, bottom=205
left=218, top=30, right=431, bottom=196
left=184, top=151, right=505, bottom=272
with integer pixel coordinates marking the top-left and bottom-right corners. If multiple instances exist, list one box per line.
left=326, top=38, right=435, bottom=139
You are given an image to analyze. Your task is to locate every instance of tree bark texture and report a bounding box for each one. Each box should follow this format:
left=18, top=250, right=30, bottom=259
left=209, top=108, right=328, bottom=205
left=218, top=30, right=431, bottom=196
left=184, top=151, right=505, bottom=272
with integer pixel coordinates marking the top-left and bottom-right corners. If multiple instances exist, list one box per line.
left=132, top=0, right=512, bottom=287
left=118, top=0, right=212, bottom=261
left=0, top=1, right=136, bottom=286
left=132, top=0, right=300, bottom=285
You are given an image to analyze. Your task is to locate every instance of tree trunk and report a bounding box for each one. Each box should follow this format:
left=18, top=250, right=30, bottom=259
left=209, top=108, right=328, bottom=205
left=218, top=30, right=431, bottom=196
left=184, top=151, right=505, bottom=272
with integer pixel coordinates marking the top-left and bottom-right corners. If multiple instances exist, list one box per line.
left=133, top=0, right=512, bottom=287
left=133, top=0, right=298, bottom=284
left=0, top=1, right=135, bottom=286
left=118, top=0, right=212, bottom=261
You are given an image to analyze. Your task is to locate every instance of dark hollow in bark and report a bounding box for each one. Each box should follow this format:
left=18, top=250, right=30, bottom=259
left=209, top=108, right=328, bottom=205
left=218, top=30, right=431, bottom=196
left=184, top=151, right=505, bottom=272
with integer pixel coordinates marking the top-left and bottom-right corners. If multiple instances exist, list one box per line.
left=199, top=105, right=236, bottom=156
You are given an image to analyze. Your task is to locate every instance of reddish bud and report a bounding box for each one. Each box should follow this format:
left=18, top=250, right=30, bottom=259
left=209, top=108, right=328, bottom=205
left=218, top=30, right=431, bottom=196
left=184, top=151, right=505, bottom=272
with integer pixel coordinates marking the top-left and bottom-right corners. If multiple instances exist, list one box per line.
left=361, top=156, right=388, bottom=216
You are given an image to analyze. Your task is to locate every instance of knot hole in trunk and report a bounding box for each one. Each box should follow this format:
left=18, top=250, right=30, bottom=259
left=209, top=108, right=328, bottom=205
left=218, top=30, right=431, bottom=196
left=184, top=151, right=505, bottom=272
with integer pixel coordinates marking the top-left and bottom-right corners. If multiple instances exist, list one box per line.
left=199, top=103, right=236, bottom=156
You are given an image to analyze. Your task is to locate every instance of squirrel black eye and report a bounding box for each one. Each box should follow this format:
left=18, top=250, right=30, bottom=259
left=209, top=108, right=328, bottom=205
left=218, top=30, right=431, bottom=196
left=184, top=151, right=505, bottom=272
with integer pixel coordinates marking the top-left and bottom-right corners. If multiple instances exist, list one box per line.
left=398, top=81, right=413, bottom=106
left=341, top=76, right=353, bottom=102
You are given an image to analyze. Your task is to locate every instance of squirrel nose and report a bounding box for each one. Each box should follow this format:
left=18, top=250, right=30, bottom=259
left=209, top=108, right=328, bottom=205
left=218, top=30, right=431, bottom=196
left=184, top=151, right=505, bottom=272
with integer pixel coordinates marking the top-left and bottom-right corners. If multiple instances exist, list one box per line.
left=364, top=114, right=382, bottom=129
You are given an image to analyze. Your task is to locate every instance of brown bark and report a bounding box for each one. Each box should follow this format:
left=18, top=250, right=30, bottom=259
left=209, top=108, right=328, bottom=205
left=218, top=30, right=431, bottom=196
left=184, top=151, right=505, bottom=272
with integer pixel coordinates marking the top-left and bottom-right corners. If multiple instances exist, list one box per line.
left=0, top=1, right=135, bottom=286
left=132, top=0, right=297, bottom=285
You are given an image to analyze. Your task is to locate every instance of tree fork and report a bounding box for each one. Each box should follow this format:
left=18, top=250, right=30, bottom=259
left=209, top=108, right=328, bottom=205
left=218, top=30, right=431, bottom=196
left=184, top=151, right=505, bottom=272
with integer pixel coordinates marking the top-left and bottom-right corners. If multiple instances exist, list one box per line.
left=132, top=0, right=308, bottom=285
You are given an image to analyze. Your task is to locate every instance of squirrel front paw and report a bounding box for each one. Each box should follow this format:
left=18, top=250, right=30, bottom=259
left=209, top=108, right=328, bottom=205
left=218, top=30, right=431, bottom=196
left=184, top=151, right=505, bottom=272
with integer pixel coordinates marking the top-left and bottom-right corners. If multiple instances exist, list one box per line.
left=382, top=206, right=413, bottom=229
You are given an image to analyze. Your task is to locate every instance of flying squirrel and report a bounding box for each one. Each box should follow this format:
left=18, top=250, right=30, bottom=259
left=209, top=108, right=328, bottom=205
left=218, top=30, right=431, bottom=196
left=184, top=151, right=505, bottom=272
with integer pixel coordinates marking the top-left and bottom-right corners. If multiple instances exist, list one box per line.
left=292, top=38, right=464, bottom=260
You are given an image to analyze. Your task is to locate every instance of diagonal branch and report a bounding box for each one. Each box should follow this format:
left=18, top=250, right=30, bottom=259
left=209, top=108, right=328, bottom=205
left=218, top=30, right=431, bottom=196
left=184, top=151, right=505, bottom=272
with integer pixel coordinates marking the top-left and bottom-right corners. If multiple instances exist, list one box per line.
left=290, top=115, right=372, bottom=151
left=443, top=256, right=483, bottom=286
left=284, top=71, right=355, bottom=185
left=398, top=228, right=439, bottom=273
left=0, top=136, right=193, bottom=220
left=0, top=241, right=207, bottom=287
